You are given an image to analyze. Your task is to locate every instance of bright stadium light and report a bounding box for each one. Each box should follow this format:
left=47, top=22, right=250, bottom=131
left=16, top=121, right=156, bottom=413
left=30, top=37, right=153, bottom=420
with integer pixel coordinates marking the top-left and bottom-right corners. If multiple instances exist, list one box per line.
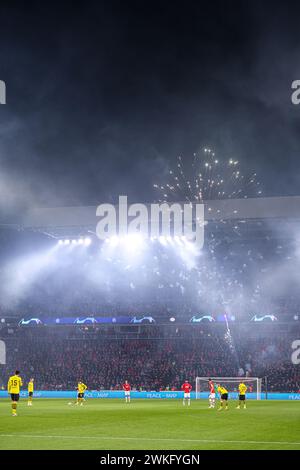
left=159, top=236, right=168, bottom=246
left=58, top=240, right=63, bottom=245
left=72, top=239, right=77, bottom=245
left=121, top=234, right=146, bottom=255
left=64, top=239, right=70, bottom=245
left=78, top=239, right=84, bottom=245
left=126, top=233, right=144, bottom=243
left=110, top=235, right=119, bottom=246
left=84, top=237, right=92, bottom=246
left=174, top=235, right=184, bottom=246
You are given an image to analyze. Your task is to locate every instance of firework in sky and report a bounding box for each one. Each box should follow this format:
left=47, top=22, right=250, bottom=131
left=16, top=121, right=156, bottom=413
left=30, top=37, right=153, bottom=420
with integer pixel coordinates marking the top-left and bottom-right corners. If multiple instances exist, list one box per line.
left=151, top=148, right=266, bottom=316
left=154, top=148, right=262, bottom=204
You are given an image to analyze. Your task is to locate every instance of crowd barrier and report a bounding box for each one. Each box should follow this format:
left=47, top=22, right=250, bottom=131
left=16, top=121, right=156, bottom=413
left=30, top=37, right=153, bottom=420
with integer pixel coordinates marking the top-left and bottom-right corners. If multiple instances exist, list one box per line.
left=0, top=390, right=299, bottom=400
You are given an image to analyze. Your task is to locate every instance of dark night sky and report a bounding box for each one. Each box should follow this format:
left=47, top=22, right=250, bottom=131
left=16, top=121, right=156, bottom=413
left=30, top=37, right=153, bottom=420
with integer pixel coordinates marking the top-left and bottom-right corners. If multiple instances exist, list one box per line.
left=1, top=0, right=300, bottom=210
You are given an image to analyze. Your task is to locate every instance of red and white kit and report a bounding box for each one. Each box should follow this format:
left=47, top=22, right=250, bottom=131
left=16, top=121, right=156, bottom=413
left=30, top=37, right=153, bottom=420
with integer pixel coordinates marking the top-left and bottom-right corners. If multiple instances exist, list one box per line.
left=209, top=380, right=216, bottom=399
left=123, top=382, right=131, bottom=397
left=181, top=382, right=192, bottom=399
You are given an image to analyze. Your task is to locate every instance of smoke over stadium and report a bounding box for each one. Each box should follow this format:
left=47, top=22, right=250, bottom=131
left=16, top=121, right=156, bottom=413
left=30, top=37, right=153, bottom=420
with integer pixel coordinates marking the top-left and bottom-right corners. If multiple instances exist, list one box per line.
left=0, top=0, right=299, bottom=456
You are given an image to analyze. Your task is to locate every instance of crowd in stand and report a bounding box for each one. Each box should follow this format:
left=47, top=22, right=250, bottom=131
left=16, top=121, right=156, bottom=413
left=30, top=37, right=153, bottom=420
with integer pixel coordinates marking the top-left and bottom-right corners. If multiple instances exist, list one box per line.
left=1, top=327, right=299, bottom=393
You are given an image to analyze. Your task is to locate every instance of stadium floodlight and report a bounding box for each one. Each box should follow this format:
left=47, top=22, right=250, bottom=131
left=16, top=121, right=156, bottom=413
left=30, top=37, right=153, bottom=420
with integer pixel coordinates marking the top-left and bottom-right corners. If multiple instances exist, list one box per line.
left=174, top=235, right=184, bottom=246
left=119, top=234, right=146, bottom=258
left=58, top=240, right=63, bottom=245
left=126, top=233, right=143, bottom=243
left=125, top=233, right=142, bottom=246
left=78, top=238, right=84, bottom=245
left=110, top=235, right=119, bottom=246
left=64, top=239, right=70, bottom=245
left=72, top=239, right=77, bottom=245
left=195, top=377, right=262, bottom=400
left=84, top=237, right=92, bottom=246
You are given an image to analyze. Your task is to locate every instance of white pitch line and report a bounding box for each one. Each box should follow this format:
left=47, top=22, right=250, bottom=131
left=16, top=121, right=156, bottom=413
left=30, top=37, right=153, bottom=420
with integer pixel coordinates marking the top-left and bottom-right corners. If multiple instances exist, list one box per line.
left=0, top=434, right=300, bottom=446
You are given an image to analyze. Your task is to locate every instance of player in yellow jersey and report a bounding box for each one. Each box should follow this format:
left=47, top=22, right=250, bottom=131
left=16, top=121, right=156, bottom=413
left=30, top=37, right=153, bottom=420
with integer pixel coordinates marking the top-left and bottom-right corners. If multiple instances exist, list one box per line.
left=7, top=370, right=23, bottom=416
left=217, top=384, right=229, bottom=411
left=236, top=382, right=247, bottom=409
left=28, top=378, right=34, bottom=406
left=76, top=381, right=87, bottom=406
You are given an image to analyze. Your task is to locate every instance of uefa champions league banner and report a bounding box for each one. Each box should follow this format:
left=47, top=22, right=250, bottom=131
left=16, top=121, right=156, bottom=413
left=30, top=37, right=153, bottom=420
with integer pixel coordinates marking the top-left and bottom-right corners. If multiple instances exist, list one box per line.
left=0, top=390, right=300, bottom=400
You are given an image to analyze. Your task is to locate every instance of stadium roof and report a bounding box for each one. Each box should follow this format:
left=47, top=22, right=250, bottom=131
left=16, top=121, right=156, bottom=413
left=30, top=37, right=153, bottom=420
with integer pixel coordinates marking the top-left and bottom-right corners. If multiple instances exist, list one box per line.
left=1, top=196, right=300, bottom=239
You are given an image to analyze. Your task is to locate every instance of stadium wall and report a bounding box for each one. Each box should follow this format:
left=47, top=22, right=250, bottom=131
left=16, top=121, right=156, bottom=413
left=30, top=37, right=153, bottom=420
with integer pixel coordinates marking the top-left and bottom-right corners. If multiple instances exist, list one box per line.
left=0, top=391, right=300, bottom=400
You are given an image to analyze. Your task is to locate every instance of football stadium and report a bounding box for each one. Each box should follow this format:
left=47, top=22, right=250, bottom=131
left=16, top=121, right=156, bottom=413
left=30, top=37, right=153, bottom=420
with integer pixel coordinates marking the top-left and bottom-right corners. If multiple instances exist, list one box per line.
left=1, top=0, right=300, bottom=458
left=0, top=195, right=300, bottom=451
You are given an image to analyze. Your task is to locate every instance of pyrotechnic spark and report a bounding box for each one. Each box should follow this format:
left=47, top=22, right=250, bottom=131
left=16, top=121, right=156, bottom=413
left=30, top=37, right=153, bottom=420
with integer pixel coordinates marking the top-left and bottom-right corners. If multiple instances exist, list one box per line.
left=154, top=147, right=263, bottom=245
left=154, top=148, right=262, bottom=204
left=152, top=148, right=265, bottom=315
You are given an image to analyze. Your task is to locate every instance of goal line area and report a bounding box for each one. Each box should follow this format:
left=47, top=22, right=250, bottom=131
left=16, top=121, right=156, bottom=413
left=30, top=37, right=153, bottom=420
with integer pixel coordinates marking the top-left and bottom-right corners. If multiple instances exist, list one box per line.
left=195, top=377, right=262, bottom=400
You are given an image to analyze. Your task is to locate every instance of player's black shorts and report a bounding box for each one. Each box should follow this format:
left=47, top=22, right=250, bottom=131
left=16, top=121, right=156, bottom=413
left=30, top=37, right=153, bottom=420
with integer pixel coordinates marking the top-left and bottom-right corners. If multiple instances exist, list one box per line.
left=10, top=393, right=20, bottom=402
left=239, top=394, right=246, bottom=401
left=29, top=392, right=33, bottom=397
left=78, top=393, right=84, bottom=398
left=221, top=393, right=228, bottom=401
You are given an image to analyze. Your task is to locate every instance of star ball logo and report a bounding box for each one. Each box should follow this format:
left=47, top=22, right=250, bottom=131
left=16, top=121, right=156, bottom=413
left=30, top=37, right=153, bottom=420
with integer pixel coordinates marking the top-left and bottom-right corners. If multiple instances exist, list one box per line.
left=0, top=80, right=6, bottom=104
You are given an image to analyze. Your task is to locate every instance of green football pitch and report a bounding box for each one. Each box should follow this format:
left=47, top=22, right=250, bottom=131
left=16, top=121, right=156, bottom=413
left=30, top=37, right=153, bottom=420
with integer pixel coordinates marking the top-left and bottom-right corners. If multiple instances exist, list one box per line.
left=0, top=399, right=299, bottom=450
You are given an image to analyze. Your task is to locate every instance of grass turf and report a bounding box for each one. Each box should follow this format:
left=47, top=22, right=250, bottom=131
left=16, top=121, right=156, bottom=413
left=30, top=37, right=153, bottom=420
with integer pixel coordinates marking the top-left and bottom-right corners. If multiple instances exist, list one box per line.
left=0, top=398, right=299, bottom=450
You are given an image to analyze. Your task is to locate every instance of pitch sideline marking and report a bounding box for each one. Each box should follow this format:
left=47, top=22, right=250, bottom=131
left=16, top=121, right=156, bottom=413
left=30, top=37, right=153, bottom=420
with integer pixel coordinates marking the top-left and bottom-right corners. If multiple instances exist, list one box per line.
left=0, top=434, right=300, bottom=446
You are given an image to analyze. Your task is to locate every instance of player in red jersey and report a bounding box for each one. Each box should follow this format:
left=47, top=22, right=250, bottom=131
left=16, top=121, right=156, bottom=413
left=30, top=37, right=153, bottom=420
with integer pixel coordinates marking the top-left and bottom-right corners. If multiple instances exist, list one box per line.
left=181, top=380, right=192, bottom=406
left=208, top=378, right=216, bottom=408
left=123, top=380, right=131, bottom=403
